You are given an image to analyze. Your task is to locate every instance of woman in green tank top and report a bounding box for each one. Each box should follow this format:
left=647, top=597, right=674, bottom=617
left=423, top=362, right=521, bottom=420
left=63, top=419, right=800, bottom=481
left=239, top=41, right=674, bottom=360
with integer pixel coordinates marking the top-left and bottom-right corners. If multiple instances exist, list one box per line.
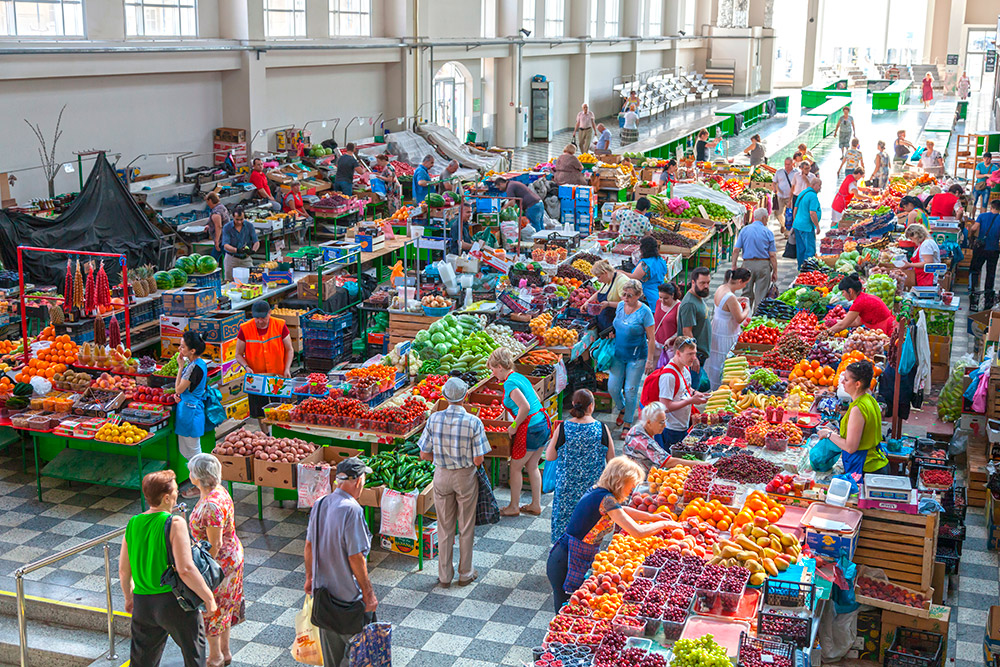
left=817, top=360, right=888, bottom=477
left=119, top=470, right=217, bottom=667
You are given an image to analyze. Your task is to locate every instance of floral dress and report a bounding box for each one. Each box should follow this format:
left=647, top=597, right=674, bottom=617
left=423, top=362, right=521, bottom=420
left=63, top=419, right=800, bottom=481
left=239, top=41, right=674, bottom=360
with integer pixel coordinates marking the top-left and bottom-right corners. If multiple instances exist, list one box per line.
left=190, top=486, right=244, bottom=636
left=875, top=150, right=889, bottom=189
left=551, top=420, right=609, bottom=543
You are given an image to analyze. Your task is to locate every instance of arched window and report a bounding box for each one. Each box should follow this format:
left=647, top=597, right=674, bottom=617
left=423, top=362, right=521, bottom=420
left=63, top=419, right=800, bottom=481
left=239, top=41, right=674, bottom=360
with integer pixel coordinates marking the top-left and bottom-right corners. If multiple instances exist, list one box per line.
left=434, top=62, right=473, bottom=140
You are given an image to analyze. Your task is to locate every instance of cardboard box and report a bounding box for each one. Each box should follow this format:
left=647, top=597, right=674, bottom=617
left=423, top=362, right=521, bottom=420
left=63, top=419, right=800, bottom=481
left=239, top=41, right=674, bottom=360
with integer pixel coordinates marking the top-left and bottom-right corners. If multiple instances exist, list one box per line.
left=930, top=363, right=949, bottom=383
left=254, top=451, right=297, bottom=489
left=213, top=453, right=252, bottom=483
left=219, top=373, right=245, bottom=403
left=855, top=608, right=882, bottom=661
left=879, top=606, right=950, bottom=662
left=927, top=334, right=952, bottom=365
left=159, top=315, right=190, bottom=338
left=971, top=309, right=1000, bottom=340
left=214, top=127, right=247, bottom=143
left=297, top=274, right=338, bottom=301
left=379, top=521, right=439, bottom=559
left=190, top=310, right=244, bottom=344
left=805, top=525, right=859, bottom=559
left=219, top=360, right=246, bottom=385
left=301, top=444, right=362, bottom=473
left=204, top=339, right=238, bottom=364
left=160, top=335, right=182, bottom=360
left=224, top=396, right=249, bottom=421
left=162, top=287, right=219, bottom=317
left=985, top=606, right=1000, bottom=664
left=988, top=493, right=1000, bottom=550
left=358, top=485, right=384, bottom=508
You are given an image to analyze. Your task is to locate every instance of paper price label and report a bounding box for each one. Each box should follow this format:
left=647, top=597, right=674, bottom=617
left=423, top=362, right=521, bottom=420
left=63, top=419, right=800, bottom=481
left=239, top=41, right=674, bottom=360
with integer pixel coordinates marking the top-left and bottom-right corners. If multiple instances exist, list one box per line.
left=698, top=205, right=709, bottom=219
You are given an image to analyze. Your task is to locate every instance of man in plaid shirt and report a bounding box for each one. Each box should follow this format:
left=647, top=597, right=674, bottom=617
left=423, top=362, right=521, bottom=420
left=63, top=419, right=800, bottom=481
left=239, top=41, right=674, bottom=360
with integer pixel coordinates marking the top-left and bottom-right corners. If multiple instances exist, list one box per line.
left=419, top=377, right=491, bottom=587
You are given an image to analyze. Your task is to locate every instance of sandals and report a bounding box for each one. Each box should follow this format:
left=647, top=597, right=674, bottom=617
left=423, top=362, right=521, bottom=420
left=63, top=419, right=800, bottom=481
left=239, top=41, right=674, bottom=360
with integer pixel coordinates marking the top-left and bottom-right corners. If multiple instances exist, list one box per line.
left=499, top=507, right=520, bottom=517
left=615, top=411, right=625, bottom=427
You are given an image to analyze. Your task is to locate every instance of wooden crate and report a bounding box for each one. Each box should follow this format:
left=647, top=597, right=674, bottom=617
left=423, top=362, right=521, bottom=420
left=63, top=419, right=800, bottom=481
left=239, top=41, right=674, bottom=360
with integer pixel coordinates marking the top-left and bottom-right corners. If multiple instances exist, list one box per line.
left=969, top=442, right=989, bottom=507
left=388, top=311, right=441, bottom=347
left=853, top=508, right=937, bottom=591
left=989, top=377, right=1000, bottom=419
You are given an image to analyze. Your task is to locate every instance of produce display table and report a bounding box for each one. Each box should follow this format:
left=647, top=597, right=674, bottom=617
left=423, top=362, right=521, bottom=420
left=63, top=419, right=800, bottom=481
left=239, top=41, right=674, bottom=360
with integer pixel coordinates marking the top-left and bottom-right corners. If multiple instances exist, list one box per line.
left=871, top=80, right=913, bottom=111
left=621, top=116, right=729, bottom=159
left=714, top=94, right=789, bottom=135
left=800, top=79, right=851, bottom=108
left=805, top=97, right=852, bottom=137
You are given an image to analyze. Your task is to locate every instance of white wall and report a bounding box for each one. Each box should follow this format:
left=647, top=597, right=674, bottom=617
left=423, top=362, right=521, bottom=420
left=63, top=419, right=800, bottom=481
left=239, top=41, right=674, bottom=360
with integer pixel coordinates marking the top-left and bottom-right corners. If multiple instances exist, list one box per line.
left=590, top=52, right=625, bottom=117
left=522, top=54, right=573, bottom=129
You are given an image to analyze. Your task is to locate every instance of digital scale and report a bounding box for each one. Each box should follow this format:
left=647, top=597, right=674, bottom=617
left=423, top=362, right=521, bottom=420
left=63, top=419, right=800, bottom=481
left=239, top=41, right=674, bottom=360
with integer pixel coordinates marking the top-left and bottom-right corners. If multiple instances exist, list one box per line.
left=910, top=262, right=948, bottom=302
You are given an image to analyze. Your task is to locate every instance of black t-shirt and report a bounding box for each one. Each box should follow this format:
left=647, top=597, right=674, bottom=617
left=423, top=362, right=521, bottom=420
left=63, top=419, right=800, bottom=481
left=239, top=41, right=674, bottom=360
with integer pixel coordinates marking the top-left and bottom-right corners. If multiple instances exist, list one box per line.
left=696, top=140, right=709, bottom=161
left=336, top=154, right=359, bottom=182
left=184, top=364, right=204, bottom=390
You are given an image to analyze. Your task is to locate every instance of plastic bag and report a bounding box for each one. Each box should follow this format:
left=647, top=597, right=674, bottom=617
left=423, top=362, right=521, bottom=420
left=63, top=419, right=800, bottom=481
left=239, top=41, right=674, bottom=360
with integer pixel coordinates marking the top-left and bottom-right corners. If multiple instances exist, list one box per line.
left=290, top=596, right=323, bottom=665
left=297, top=464, right=332, bottom=509
left=542, top=453, right=560, bottom=494
left=899, top=327, right=915, bottom=375
left=591, top=338, right=615, bottom=372
left=810, top=437, right=842, bottom=472
left=347, top=622, right=392, bottom=667
left=938, top=355, right=976, bottom=422
left=818, top=602, right=858, bottom=663
left=379, top=489, right=417, bottom=540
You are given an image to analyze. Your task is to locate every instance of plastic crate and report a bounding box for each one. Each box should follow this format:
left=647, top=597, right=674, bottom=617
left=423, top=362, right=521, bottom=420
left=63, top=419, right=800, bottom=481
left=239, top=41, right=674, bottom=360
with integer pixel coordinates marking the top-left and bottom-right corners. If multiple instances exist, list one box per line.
left=737, top=632, right=795, bottom=667
left=884, top=628, right=943, bottom=667
left=303, top=327, right=350, bottom=343
left=762, top=580, right=817, bottom=611
left=300, top=308, right=353, bottom=332
left=758, top=608, right=812, bottom=648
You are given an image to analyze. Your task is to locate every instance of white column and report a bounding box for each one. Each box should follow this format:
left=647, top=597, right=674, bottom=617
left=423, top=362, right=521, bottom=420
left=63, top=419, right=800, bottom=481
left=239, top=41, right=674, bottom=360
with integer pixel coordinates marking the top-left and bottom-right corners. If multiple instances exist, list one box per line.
left=306, top=0, right=329, bottom=39
left=86, top=0, right=126, bottom=40
left=801, top=0, right=820, bottom=86
left=219, top=0, right=249, bottom=40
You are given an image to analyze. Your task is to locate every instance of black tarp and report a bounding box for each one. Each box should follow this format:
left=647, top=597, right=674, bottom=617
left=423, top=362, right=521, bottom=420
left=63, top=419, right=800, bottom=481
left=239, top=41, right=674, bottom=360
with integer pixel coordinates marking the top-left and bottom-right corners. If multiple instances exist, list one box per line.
left=0, top=153, right=166, bottom=287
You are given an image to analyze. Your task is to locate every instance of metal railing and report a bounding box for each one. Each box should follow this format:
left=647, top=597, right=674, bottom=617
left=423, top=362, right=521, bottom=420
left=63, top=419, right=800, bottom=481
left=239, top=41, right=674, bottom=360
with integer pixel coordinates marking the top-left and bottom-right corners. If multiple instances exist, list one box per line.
left=14, top=526, right=125, bottom=667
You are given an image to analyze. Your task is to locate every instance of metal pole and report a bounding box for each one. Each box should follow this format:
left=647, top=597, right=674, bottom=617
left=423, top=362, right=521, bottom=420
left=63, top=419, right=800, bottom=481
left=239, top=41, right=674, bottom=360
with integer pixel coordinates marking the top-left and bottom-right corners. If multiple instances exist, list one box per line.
left=16, top=574, right=28, bottom=667
left=103, top=543, right=117, bottom=661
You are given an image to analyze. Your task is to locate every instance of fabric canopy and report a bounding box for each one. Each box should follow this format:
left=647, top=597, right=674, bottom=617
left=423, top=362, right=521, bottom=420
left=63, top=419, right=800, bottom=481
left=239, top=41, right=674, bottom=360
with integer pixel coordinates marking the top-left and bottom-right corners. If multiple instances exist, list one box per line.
left=0, top=153, right=166, bottom=287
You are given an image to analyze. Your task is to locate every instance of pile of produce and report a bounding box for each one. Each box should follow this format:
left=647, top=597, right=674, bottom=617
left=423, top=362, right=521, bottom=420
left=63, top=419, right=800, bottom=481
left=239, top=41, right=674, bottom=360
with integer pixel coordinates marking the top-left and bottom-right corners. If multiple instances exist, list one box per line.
left=864, top=273, right=897, bottom=307
left=648, top=227, right=698, bottom=249
left=756, top=298, right=796, bottom=320
left=714, top=452, right=781, bottom=484
left=738, top=325, right=781, bottom=345
left=212, top=427, right=316, bottom=462
left=855, top=575, right=929, bottom=610
left=360, top=448, right=434, bottom=492
left=844, top=328, right=890, bottom=358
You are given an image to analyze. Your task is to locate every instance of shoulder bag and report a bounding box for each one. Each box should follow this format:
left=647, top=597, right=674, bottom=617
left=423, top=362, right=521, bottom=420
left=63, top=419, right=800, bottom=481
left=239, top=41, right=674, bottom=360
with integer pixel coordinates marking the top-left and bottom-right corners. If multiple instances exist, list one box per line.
left=309, top=495, right=374, bottom=635
left=160, top=515, right=224, bottom=612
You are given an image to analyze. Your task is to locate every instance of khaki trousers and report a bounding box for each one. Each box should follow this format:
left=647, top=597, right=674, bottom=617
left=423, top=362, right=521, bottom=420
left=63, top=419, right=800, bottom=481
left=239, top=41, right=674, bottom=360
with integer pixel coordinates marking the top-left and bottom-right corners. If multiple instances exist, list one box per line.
left=432, top=466, right=478, bottom=584
left=578, top=127, right=594, bottom=153
left=741, top=259, right=773, bottom=312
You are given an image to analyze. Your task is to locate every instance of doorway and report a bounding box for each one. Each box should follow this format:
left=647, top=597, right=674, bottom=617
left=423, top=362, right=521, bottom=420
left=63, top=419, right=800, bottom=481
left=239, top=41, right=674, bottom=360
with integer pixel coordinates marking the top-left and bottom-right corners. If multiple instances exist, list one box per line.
left=966, top=28, right=998, bottom=92
left=433, top=62, right=472, bottom=140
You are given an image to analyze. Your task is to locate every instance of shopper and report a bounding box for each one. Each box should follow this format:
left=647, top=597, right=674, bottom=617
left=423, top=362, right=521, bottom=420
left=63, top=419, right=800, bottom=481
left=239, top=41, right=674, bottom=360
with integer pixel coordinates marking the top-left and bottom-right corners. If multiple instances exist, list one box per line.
left=658, top=159, right=679, bottom=188
left=333, top=143, right=363, bottom=195
left=304, top=458, right=377, bottom=667
left=930, top=183, right=965, bottom=219
left=792, top=178, right=822, bottom=270
left=418, top=377, right=490, bottom=587
left=969, top=199, right=1000, bottom=309
left=249, top=158, right=282, bottom=212
left=838, top=138, right=864, bottom=179
left=594, top=123, right=613, bottom=154
left=220, top=207, right=259, bottom=281
left=374, top=154, right=401, bottom=212
left=413, top=154, right=435, bottom=204
left=496, top=176, right=545, bottom=232
left=773, top=157, right=799, bottom=227
left=974, top=153, right=998, bottom=213
left=835, top=107, right=855, bottom=158
left=282, top=181, right=307, bottom=216
left=694, top=129, right=720, bottom=162
left=621, top=105, right=640, bottom=145
left=628, top=236, right=668, bottom=305
left=573, top=103, right=597, bottom=153
left=174, top=331, right=209, bottom=500
left=831, top=168, right=866, bottom=224
left=234, top=301, right=293, bottom=426
left=903, top=223, right=942, bottom=287
left=658, top=338, right=709, bottom=444
left=817, top=361, right=888, bottom=477
left=653, top=282, right=681, bottom=366
left=743, top=134, right=766, bottom=166
left=898, top=195, right=930, bottom=227
left=706, top=269, right=751, bottom=390
left=546, top=456, right=676, bottom=612
left=608, top=279, right=657, bottom=437
left=922, top=72, right=934, bottom=108
left=623, top=402, right=671, bottom=470
left=732, top=207, right=777, bottom=311
left=488, top=348, right=550, bottom=517
left=205, top=192, right=229, bottom=261
left=546, top=388, right=615, bottom=543
left=677, top=268, right=712, bottom=391
left=792, top=159, right=816, bottom=200
left=553, top=144, right=587, bottom=186
left=894, top=130, right=915, bottom=165
left=187, top=454, right=244, bottom=667
left=870, top=141, right=890, bottom=189
left=622, top=91, right=640, bottom=112
left=120, top=470, right=216, bottom=667
left=824, top=274, right=897, bottom=336
left=796, top=143, right=814, bottom=161
left=586, top=259, right=628, bottom=331
left=958, top=71, right=971, bottom=99
left=614, top=197, right=653, bottom=239
left=918, top=140, right=944, bottom=177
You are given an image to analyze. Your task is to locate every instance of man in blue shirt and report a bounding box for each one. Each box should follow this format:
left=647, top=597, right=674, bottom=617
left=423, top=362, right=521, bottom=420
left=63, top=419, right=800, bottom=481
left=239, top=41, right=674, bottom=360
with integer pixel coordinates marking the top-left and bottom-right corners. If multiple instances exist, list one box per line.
left=970, top=199, right=1000, bottom=309
left=732, top=207, right=778, bottom=310
left=594, top=123, right=613, bottom=154
left=220, top=207, right=260, bottom=281
left=974, top=152, right=999, bottom=214
left=412, top=154, right=435, bottom=203
left=792, top=179, right=823, bottom=270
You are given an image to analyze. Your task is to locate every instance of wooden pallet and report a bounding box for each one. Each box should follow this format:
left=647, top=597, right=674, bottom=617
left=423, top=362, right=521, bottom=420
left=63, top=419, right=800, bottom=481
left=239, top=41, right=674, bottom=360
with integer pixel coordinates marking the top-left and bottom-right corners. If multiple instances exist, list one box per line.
left=969, top=443, right=989, bottom=507
left=853, top=508, right=937, bottom=591
left=388, top=311, right=441, bottom=345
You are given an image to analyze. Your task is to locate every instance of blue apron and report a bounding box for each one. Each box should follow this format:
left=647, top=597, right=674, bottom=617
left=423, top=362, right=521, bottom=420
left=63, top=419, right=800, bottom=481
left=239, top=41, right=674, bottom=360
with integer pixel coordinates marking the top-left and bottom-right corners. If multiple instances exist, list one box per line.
left=174, top=358, right=208, bottom=438
left=840, top=443, right=888, bottom=478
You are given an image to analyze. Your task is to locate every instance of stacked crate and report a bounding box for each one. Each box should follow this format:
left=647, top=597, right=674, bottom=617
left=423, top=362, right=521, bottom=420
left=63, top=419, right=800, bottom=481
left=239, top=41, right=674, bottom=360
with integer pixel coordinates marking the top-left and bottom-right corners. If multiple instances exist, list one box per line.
left=300, top=309, right=354, bottom=372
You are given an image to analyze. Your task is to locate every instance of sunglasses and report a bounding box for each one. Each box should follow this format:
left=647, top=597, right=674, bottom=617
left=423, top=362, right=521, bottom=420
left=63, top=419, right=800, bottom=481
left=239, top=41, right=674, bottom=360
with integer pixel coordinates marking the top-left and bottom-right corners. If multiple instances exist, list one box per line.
left=676, top=337, right=697, bottom=347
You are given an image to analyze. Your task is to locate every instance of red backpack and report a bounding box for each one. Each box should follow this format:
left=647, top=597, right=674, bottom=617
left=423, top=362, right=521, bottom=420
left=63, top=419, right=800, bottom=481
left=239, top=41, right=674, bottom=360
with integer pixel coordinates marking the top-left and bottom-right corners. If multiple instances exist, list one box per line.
left=640, top=364, right=689, bottom=406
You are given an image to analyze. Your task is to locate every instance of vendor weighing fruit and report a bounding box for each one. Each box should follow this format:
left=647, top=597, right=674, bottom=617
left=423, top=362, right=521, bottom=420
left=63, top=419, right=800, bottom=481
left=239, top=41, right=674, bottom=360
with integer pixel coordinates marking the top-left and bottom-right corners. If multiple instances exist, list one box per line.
left=235, top=301, right=294, bottom=425
left=816, top=360, right=888, bottom=478
left=823, top=275, right=897, bottom=336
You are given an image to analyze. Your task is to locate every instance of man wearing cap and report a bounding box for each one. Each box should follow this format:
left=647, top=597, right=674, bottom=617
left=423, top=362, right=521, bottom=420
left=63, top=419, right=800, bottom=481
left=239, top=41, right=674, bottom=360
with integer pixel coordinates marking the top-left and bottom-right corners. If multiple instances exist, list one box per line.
left=419, top=377, right=491, bottom=587
left=235, top=301, right=294, bottom=424
left=304, top=457, right=377, bottom=667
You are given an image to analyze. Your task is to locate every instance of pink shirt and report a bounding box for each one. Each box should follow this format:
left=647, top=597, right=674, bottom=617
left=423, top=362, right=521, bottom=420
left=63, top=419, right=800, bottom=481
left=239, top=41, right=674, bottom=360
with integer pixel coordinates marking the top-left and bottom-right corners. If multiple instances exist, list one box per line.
left=654, top=301, right=679, bottom=346
left=576, top=111, right=596, bottom=130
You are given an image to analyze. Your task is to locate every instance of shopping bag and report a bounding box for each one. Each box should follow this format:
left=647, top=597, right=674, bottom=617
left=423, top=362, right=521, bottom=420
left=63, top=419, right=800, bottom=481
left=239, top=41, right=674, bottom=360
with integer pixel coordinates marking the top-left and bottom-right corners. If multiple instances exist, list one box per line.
left=290, top=596, right=323, bottom=665
left=542, top=450, right=560, bottom=494
left=347, top=622, right=392, bottom=667
left=379, top=489, right=417, bottom=540
left=203, top=386, right=227, bottom=430
left=475, top=465, right=500, bottom=526
left=297, top=463, right=332, bottom=509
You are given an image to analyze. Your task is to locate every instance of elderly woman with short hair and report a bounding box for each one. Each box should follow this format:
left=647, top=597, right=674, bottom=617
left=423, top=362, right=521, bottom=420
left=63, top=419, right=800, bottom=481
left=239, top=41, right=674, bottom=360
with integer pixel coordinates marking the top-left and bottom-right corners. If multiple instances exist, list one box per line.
left=553, top=143, right=588, bottom=186
left=623, top=402, right=671, bottom=472
left=188, top=453, right=244, bottom=667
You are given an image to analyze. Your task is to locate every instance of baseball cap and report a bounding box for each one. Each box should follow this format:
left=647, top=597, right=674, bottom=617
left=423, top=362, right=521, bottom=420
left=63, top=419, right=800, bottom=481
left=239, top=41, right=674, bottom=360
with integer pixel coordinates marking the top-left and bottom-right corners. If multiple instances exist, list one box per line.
left=442, top=377, right=469, bottom=403
left=251, top=300, right=271, bottom=318
left=336, top=457, right=373, bottom=480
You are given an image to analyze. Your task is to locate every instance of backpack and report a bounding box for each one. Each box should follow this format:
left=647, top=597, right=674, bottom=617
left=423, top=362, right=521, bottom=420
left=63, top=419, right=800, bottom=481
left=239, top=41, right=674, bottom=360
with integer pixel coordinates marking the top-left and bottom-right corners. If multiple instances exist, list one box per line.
left=640, top=364, right=686, bottom=406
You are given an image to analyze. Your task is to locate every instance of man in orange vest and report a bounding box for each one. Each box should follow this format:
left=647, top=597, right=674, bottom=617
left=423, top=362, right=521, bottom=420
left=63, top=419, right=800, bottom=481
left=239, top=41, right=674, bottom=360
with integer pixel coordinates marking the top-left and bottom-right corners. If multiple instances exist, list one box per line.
left=235, top=301, right=294, bottom=424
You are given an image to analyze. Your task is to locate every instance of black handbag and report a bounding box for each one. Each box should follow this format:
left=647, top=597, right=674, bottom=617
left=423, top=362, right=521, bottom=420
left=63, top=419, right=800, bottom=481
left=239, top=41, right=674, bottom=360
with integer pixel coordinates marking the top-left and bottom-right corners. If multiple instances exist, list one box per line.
left=308, top=495, right=373, bottom=634
left=160, top=515, right=224, bottom=612
left=782, top=235, right=797, bottom=259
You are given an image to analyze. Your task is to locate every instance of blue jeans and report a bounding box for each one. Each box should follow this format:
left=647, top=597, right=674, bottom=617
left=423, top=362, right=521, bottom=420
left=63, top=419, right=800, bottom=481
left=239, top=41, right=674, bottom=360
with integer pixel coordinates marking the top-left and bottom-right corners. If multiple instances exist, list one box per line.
left=525, top=201, right=545, bottom=232
left=546, top=538, right=571, bottom=612
left=794, top=229, right=816, bottom=270
left=975, top=187, right=991, bottom=210
left=525, top=420, right=551, bottom=451
left=334, top=180, right=353, bottom=195
left=609, top=355, right=645, bottom=425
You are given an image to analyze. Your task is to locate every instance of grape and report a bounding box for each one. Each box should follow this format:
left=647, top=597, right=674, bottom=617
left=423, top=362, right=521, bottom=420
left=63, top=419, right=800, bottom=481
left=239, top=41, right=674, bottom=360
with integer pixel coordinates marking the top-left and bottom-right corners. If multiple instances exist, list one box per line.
left=670, top=636, right=732, bottom=667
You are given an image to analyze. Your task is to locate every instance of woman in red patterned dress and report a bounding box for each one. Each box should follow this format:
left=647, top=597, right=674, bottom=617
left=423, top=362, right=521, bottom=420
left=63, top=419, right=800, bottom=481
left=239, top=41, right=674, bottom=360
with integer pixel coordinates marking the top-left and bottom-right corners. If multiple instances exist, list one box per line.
left=188, top=453, right=244, bottom=667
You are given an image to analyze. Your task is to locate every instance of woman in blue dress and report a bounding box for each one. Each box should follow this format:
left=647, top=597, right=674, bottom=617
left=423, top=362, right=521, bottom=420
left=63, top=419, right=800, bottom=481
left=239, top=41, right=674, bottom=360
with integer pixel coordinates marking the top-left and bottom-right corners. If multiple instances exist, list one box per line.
left=175, top=331, right=209, bottom=499
left=628, top=236, right=668, bottom=306
left=545, top=389, right=615, bottom=543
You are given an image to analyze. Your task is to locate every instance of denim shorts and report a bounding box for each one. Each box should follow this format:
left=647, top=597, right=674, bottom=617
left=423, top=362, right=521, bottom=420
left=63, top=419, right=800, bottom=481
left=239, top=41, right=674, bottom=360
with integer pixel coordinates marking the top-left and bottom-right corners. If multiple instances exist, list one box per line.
left=525, top=420, right=551, bottom=452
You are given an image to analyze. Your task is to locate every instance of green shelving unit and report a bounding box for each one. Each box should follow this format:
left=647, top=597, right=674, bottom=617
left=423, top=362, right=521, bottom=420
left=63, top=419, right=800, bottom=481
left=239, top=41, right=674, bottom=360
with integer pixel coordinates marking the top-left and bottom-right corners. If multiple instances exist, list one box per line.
left=715, top=94, right=789, bottom=135
left=800, top=79, right=850, bottom=108
left=871, top=80, right=913, bottom=111
left=805, top=97, right=853, bottom=137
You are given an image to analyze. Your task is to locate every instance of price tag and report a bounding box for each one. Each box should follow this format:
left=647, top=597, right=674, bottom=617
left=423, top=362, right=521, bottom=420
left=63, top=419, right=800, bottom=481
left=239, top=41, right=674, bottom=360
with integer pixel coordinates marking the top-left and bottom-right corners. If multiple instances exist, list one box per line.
left=274, top=240, right=285, bottom=251
left=761, top=656, right=774, bottom=664
left=698, top=205, right=709, bottom=219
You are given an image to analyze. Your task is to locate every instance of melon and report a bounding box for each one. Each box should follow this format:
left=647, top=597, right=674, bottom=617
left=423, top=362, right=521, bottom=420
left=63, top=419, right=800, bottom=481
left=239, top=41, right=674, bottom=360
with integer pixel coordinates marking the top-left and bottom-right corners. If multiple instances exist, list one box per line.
left=175, top=256, right=196, bottom=274
left=168, top=268, right=188, bottom=288
left=195, top=255, right=218, bottom=274
left=154, top=271, right=173, bottom=290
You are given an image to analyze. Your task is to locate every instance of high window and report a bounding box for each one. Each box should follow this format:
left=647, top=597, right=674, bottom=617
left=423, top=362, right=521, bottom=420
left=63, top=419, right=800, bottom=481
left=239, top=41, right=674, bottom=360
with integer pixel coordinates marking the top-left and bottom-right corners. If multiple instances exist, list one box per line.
left=264, top=0, right=305, bottom=38
left=544, top=0, right=563, bottom=38
left=604, top=0, right=619, bottom=37
left=522, top=0, right=535, bottom=35
left=646, top=0, right=661, bottom=36
left=682, top=0, right=696, bottom=34
left=125, top=0, right=196, bottom=37
left=329, top=0, right=369, bottom=37
left=0, top=0, right=83, bottom=36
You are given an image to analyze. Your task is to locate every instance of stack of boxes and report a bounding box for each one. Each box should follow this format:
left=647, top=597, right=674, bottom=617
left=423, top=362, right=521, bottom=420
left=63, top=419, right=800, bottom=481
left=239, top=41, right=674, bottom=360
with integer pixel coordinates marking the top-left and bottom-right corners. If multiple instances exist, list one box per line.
left=213, top=128, right=247, bottom=168
left=558, top=185, right=596, bottom=234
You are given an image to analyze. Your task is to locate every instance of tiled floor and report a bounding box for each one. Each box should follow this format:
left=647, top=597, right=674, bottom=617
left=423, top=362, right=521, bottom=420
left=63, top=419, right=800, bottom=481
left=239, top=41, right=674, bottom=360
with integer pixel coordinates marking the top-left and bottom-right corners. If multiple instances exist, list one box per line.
left=2, top=90, right=997, bottom=667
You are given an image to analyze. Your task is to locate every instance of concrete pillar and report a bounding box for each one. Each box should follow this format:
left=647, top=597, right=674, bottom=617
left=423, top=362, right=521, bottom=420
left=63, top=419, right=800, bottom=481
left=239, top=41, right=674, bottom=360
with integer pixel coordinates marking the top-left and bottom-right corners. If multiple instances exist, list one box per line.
left=800, top=0, right=820, bottom=86
left=87, top=0, right=126, bottom=40
left=221, top=52, right=268, bottom=150
left=664, top=0, right=680, bottom=34
left=246, top=0, right=265, bottom=41
left=624, top=0, right=641, bottom=36
left=219, top=0, right=249, bottom=40
left=306, top=0, right=329, bottom=39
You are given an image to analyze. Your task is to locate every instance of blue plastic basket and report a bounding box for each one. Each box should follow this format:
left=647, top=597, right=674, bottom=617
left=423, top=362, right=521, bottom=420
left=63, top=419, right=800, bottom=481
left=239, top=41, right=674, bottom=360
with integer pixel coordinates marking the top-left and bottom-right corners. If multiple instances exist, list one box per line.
left=300, top=308, right=354, bottom=332
left=422, top=306, right=452, bottom=317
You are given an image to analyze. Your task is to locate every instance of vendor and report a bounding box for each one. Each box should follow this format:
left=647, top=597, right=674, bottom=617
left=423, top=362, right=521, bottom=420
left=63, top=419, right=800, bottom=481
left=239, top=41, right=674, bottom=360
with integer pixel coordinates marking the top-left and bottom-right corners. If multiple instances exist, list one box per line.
left=825, top=275, right=897, bottom=336
left=413, top=154, right=435, bottom=203
left=235, top=301, right=293, bottom=426
left=205, top=192, right=229, bottom=261
left=282, top=181, right=307, bottom=216
left=442, top=160, right=464, bottom=197
left=334, top=142, right=364, bottom=196
left=495, top=177, right=545, bottom=232
left=831, top=168, right=866, bottom=225
left=545, top=456, right=675, bottom=612
left=586, top=259, right=628, bottom=330
left=743, top=134, right=766, bottom=167
left=553, top=144, right=587, bottom=186
left=918, top=140, right=944, bottom=178
left=929, top=184, right=965, bottom=220
left=817, top=360, right=888, bottom=477
left=220, top=207, right=260, bottom=281
left=658, top=159, right=678, bottom=188
left=628, top=236, right=668, bottom=306
left=613, top=197, right=652, bottom=238
left=898, top=195, right=930, bottom=227
left=902, top=223, right=942, bottom=287
left=174, top=330, right=209, bottom=499
left=373, top=154, right=401, bottom=212
left=249, top=158, right=282, bottom=212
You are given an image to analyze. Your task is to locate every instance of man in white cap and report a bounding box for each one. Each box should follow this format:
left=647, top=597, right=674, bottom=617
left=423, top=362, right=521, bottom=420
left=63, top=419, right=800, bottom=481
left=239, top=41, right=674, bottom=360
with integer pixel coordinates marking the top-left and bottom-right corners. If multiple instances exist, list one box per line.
left=419, top=377, right=491, bottom=587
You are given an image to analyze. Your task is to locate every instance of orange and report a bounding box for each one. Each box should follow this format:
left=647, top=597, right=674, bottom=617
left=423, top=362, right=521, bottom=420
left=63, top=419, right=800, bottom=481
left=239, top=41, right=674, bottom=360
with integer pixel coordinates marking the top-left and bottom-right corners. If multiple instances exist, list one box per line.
left=666, top=493, right=678, bottom=504
left=717, top=519, right=730, bottom=532
left=712, top=509, right=725, bottom=522
left=766, top=509, right=781, bottom=523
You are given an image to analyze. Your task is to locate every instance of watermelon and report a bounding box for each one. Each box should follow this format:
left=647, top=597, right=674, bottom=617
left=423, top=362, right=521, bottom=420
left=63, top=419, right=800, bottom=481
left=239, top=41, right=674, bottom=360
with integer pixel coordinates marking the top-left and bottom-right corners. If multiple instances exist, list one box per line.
left=189, top=253, right=203, bottom=266
left=154, top=271, right=173, bottom=290
left=195, top=255, right=218, bottom=274
left=175, top=256, right=196, bottom=274
left=426, top=193, right=446, bottom=208
left=168, top=268, right=188, bottom=288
